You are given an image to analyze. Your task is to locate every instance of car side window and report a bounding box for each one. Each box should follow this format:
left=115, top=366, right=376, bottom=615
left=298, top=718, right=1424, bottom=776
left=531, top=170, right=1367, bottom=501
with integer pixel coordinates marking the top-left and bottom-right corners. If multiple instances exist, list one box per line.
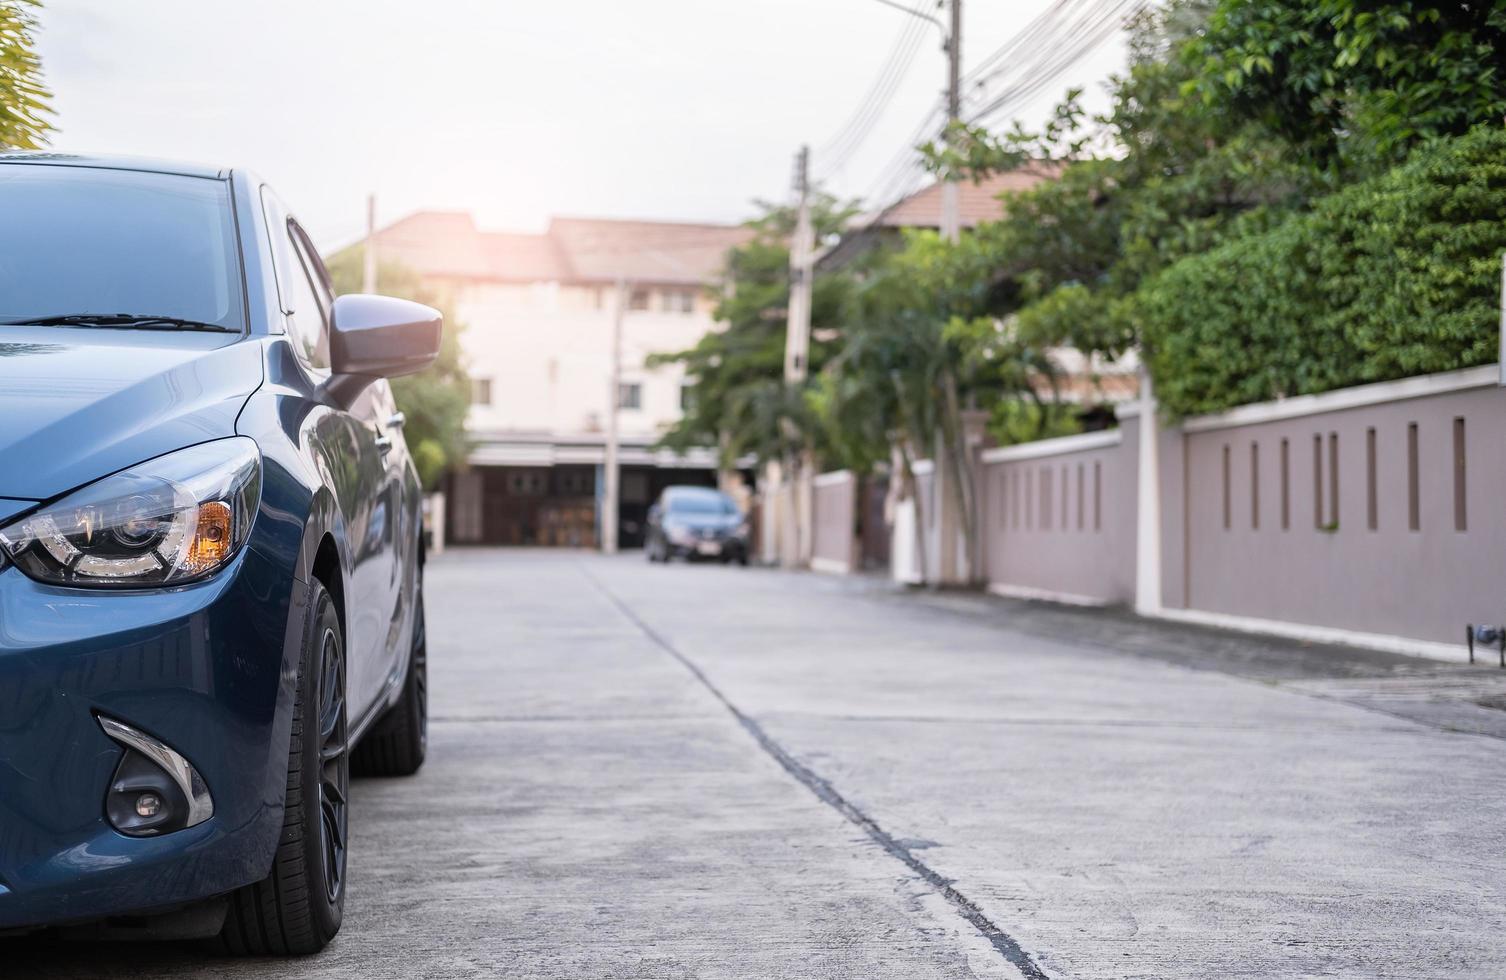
left=284, top=223, right=331, bottom=372
left=289, top=220, right=335, bottom=313
left=260, top=186, right=330, bottom=374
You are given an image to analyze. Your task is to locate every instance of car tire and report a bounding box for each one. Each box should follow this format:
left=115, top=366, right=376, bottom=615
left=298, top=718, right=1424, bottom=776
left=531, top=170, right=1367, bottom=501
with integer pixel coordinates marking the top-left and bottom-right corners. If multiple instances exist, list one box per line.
left=351, top=583, right=428, bottom=778
left=219, top=578, right=347, bottom=956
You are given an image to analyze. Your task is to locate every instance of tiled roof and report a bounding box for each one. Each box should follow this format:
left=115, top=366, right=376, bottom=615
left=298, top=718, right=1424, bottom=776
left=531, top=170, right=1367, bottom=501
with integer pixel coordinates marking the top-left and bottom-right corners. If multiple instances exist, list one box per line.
left=869, top=167, right=1059, bottom=230
left=371, top=212, right=750, bottom=286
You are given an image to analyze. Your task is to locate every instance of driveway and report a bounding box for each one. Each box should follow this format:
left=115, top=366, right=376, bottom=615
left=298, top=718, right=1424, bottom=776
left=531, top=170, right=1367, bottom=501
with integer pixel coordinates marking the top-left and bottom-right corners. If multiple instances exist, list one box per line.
left=14, top=550, right=1506, bottom=978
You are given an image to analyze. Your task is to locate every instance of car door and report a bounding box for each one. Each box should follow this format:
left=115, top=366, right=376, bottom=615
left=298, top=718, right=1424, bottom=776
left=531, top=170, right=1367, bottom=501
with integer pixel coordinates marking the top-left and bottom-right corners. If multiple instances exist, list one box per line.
left=368, top=376, right=415, bottom=667
left=288, top=221, right=404, bottom=711
left=262, top=188, right=396, bottom=718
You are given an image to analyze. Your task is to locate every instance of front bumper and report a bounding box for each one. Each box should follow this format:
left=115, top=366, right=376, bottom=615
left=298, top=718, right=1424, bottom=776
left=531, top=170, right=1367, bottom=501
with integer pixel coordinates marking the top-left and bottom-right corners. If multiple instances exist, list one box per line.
left=666, top=534, right=748, bottom=560
left=0, top=545, right=303, bottom=930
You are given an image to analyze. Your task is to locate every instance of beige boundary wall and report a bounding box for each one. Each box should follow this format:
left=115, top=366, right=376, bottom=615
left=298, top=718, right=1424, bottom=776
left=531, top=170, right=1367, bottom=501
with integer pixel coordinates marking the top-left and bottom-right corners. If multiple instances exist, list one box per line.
left=811, top=470, right=858, bottom=574
left=1154, top=364, right=1506, bottom=657
left=848, top=364, right=1502, bottom=662
left=978, top=422, right=1140, bottom=606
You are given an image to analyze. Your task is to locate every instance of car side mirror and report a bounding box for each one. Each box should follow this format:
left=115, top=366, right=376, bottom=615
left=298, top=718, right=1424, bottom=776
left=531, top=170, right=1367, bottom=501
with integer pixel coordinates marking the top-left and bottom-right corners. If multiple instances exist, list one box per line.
left=322, top=294, right=443, bottom=407
left=647, top=504, right=662, bottom=523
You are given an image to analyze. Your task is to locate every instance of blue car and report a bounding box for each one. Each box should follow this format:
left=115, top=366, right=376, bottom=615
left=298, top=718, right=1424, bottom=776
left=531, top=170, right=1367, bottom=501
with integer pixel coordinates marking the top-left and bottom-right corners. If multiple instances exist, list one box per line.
left=0, top=153, right=439, bottom=953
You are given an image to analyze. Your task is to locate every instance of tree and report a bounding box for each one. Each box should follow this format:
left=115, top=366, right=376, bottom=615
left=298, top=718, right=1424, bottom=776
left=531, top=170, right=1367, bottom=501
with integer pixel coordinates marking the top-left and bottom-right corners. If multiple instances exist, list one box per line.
left=325, top=249, right=472, bottom=490
left=1191, top=0, right=1506, bottom=175
left=0, top=0, right=52, bottom=148
left=914, top=0, right=1315, bottom=367
left=825, top=229, right=1061, bottom=579
left=650, top=194, right=860, bottom=470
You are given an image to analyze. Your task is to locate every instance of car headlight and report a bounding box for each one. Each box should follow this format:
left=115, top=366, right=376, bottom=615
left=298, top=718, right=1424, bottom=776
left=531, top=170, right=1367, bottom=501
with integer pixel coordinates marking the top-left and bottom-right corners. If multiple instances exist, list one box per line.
left=665, top=524, right=695, bottom=546
left=0, top=438, right=261, bottom=588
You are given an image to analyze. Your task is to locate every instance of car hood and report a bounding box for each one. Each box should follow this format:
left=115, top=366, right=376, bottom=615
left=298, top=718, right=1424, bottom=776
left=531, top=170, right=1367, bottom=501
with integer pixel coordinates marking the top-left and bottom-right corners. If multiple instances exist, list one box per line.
left=0, top=327, right=262, bottom=501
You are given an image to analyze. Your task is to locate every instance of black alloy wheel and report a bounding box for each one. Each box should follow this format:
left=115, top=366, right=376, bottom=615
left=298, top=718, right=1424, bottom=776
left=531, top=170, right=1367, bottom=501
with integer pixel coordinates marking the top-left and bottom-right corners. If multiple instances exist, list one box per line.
left=220, top=579, right=347, bottom=955
left=316, top=625, right=349, bottom=904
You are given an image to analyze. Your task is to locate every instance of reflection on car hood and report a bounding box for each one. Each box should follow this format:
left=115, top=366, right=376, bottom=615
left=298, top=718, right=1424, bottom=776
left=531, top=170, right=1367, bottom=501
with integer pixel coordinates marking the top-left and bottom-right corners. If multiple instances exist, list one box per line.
left=0, top=327, right=262, bottom=500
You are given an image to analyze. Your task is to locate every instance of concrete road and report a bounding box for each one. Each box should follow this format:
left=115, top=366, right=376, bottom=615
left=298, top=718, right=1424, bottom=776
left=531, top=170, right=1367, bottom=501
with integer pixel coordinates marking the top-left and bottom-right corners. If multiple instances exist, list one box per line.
left=14, top=550, right=1506, bottom=978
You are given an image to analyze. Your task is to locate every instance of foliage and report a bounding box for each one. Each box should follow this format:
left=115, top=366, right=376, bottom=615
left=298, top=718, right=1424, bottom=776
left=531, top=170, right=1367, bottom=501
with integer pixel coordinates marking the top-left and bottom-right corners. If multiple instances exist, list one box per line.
left=990, top=400, right=1082, bottom=446
left=0, top=0, right=52, bottom=148
left=823, top=230, right=1065, bottom=561
left=326, top=249, right=472, bottom=490
left=1138, top=124, right=1506, bottom=417
left=650, top=194, right=859, bottom=468
left=1191, top=0, right=1506, bottom=174
left=682, top=0, right=1506, bottom=492
left=925, top=1, right=1315, bottom=369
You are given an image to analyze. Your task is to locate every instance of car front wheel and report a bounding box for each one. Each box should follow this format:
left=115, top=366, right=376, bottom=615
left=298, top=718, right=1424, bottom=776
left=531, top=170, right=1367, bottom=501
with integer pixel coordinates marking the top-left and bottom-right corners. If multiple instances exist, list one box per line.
left=220, top=578, right=347, bottom=956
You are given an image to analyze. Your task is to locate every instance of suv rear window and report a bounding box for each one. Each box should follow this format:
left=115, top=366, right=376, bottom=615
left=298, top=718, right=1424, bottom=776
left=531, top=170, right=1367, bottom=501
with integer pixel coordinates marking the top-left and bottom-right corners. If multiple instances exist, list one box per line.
left=0, top=165, right=244, bottom=330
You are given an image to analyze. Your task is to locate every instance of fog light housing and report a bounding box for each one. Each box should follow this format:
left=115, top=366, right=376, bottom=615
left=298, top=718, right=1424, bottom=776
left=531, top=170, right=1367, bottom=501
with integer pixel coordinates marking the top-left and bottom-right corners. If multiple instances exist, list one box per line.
left=98, top=716, right=213, bottom=837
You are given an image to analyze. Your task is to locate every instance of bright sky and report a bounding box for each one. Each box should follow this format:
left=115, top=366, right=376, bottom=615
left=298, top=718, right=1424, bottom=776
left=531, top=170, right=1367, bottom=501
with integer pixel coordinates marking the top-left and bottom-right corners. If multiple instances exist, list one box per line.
left=35, top=0, right=1129, bottom=250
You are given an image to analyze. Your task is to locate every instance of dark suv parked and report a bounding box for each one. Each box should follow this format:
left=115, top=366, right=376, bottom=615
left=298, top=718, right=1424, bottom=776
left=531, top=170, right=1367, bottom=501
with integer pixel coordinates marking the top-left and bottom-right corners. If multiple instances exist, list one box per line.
left=0, top=153, right=439, bottom=953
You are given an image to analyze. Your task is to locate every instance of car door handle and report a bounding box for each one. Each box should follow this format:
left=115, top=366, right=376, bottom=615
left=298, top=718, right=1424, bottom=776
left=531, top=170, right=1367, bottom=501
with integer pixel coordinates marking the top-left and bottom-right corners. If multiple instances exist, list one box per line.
left=386, top=412, right=406, bottom=429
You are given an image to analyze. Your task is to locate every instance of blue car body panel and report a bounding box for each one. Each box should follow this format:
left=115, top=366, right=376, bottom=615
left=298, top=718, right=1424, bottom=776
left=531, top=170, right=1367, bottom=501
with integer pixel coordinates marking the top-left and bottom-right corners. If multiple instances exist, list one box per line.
left=0, top=546, right=305, bottom=927
left=0, top=327, right=259, bottom=501
left=0, top=154, right=422, bottom=932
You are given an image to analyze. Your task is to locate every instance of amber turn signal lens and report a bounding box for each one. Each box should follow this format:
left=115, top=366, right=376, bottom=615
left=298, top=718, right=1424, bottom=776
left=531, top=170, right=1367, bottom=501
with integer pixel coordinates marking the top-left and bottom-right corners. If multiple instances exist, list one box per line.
left=182, top=501, right=234, bottom=575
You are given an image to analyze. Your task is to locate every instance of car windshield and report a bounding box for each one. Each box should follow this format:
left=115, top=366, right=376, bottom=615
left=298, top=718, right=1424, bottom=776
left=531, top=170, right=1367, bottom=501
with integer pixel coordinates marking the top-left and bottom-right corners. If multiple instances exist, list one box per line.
left=667, top=490, right=739, bottom=516
left=0, top=165, right=244, bottom=331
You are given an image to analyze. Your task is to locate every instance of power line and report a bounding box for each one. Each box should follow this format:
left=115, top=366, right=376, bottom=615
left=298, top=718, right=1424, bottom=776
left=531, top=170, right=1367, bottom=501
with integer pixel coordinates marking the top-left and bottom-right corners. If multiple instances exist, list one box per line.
left=860, top=100, right=946, bottom=206
left=816, top=1, right=935, bottom=181
left=965, top=0, right=1144, bottom=126
left=960, top=0, right=1082, bottom=89
left=837, top=0, right=1142, bottom=240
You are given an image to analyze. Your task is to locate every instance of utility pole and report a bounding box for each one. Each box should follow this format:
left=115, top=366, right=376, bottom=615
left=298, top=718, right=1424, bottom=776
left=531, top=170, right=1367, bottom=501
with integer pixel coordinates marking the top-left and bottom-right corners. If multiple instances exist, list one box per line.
left=937, top=0, right=967, bottom=585
left=785, top=146, right=814, bottom=386
left=363, top=194, right=378, bottom=293
left=940, top=0, right=962, bottom=244
left=780, top=146, right=817, bottom=568
left=603, top=278, right=626, bottom=555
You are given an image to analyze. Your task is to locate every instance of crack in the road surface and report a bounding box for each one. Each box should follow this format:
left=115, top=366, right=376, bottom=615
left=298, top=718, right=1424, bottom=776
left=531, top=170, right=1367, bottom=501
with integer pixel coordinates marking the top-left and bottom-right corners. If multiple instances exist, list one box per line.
left=578, top=564, right=1049, bottom=980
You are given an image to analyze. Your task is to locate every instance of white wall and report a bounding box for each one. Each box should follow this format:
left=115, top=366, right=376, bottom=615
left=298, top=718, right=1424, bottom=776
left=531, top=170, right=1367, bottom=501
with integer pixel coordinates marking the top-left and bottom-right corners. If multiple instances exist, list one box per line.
left=452, top=280, right=717, bottom=438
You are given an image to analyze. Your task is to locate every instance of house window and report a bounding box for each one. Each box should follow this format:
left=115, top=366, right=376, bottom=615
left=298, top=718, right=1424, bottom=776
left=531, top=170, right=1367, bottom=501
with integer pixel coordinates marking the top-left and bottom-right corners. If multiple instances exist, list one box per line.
left=471, top=377, right=493, bottom=406
left=617, top=382, right=642, bottom=410
left=628, top=288, right=651, bottom=311
left=506, top=470, right=546, bottom=496
left=662, top=289, right=695, bottom=314
left=679, top=382, right=695, bottom=412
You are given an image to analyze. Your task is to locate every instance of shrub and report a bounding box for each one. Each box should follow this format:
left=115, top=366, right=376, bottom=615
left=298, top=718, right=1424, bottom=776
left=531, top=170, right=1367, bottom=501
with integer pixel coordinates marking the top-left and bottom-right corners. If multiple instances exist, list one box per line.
left=1139, top=125, right=1506, bottom=417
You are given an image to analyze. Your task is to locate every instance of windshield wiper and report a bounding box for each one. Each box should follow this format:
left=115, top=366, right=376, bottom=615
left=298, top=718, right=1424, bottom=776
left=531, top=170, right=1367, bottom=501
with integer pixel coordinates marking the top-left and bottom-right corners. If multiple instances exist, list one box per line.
left=2, top=313, right=239, bottom=333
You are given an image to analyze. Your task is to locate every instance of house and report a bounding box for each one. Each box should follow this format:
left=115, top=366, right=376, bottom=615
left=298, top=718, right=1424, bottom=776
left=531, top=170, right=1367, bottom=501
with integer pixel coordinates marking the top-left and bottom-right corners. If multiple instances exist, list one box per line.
left=370, top=211, right=751, bottom=547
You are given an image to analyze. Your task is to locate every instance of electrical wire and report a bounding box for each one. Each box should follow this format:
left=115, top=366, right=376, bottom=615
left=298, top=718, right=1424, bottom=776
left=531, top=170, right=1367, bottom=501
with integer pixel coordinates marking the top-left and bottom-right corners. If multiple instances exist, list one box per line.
left=965, top=0, right=1144, bottom=126
left=816, top=1, right=936, bottom=182
left=839, top=0, right=1143, bottom=240
left=959, top=0, right=1079, bottom=89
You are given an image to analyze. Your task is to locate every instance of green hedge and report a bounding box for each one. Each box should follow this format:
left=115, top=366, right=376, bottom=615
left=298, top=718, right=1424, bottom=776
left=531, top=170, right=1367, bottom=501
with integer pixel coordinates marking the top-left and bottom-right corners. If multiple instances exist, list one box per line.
left=1139, top=125, right=1506, bottom=418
